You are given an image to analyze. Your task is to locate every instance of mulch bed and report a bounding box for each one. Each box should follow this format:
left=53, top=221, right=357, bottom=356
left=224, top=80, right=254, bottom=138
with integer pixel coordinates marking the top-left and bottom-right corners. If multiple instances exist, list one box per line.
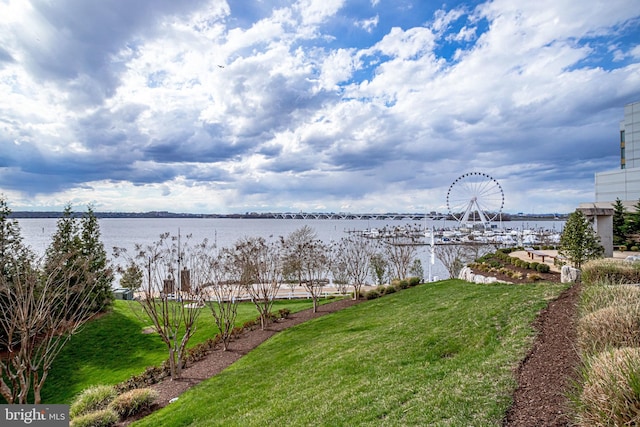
left=121, top=282, right=581, bottom=426
left=503, top=283, right=581, bottom=426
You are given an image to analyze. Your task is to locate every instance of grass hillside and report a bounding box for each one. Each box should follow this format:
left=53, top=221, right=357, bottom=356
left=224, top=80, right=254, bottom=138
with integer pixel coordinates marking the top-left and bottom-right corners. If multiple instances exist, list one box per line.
left=133, top=280, right=568, bottom=426
left=43, top=299, right=318, bottom=403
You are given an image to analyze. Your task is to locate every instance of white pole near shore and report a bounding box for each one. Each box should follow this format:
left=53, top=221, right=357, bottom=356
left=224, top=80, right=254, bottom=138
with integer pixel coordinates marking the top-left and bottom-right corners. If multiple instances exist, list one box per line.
left=428, top=225, right=434, bottom=282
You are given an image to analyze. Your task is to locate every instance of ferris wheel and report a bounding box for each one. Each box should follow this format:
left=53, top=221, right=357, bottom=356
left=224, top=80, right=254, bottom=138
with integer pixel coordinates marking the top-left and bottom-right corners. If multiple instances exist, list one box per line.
left=446, top=172, right=504, bottom=226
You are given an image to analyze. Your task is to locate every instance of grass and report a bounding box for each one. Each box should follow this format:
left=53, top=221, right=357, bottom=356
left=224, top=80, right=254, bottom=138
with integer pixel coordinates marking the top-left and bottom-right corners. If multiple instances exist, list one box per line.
left=132, top=280, right=569, bottom=427
left=43, top=298, right=322, bottom=403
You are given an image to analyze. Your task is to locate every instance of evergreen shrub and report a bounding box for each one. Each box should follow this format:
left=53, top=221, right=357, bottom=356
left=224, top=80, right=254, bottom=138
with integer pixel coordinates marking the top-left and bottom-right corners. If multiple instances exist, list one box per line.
left=536, top=263, right=551, bottom=273
left=365, top=289, right=380, bottom=300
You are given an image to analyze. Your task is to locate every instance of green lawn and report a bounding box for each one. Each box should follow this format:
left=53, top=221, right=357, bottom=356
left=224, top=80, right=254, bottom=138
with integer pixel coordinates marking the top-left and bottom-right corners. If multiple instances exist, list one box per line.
left=132, top=280, right=568, bottom=427
left=43, top=298, right=320, bottom=403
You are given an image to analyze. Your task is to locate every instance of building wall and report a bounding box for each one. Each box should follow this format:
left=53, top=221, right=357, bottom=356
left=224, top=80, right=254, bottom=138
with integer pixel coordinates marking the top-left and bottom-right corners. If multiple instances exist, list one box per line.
left=595, top=101, right=640, bottom=207
left=595, top=167, right=640, bottom=207
left=624, top=101, right=640, bottom=169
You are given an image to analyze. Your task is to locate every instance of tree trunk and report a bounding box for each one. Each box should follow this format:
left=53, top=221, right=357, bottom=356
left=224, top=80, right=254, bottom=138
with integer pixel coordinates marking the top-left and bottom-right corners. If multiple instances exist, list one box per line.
left=168, top=347, right=177, bottom=380
left=0, top=375, right=14, bottom=404
left=32, top=367, right=48, bottom=405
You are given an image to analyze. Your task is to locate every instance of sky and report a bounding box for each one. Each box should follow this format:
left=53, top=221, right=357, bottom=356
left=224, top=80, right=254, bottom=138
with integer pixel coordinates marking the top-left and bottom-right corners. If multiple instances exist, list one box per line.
left=1, top=0, right=639, bottom=215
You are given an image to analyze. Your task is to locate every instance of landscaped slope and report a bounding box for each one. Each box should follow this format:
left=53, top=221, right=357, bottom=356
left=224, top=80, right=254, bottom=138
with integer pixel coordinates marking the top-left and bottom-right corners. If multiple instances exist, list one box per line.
left=133, top=280, right=568, bottom=427
left=43, top=299, right=318, bottom=404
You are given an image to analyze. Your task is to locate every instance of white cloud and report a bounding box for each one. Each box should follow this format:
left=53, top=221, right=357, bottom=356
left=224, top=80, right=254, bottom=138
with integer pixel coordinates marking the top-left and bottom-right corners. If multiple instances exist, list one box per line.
left=356, top=15, right=379, bottom=33
left=1, top=0, right=639, bottom=214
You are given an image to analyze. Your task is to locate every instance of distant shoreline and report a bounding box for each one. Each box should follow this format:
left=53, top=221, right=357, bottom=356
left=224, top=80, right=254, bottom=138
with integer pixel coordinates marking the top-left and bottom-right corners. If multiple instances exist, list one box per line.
left=10, top=211, right=568, bottom=221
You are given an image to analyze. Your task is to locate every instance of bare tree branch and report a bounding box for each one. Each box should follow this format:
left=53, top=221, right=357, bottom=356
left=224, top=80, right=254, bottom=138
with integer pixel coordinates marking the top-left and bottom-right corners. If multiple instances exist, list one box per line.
left=282, top=226, right=330, bottom=313
left=0, top=252, right=99, bottom=403
left=333, top=235, right=377, bottom=299
left=113, top=232, right=203, bottom=380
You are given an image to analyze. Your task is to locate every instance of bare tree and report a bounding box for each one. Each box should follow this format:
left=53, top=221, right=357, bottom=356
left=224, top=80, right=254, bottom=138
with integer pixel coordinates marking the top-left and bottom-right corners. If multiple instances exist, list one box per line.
left=224, top=237, right=282, bottom=330
left=382, top=235, right=418, bottom=280
left=202, top=250, right=241, bottom=351
left=0, top=252, right=99, bottom=404
left=434, top=243, right=476, bottom=279
left=369, top=252, right=388, bottom=286
left=282, top=226, right=331, bottom=312
left=330, top=255, right=350, bottom=295
left=333, top=235, right=377, bottom=299
left=113, top=232, right=204, bottom=380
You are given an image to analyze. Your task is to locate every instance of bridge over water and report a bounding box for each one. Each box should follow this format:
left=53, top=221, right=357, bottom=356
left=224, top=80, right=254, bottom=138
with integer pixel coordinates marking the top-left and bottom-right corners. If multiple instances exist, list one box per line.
left=270, top=212, right=448, bottom=220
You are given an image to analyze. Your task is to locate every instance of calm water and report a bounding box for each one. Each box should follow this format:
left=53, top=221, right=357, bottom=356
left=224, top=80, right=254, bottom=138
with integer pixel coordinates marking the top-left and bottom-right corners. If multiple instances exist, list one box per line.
left=16, top=217, right=566, bottom=281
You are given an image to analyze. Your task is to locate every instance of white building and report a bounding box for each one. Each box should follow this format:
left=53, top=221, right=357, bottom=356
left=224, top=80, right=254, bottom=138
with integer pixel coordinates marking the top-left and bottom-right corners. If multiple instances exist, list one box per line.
left=578, top=101, right=640, bottom=257
left=594, top=101, right=640, bottom=209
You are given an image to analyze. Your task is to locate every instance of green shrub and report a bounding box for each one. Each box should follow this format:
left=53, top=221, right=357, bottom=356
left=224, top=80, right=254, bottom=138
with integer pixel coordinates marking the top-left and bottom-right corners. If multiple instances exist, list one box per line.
left=536, top=263, right=551, bottom=273
left=384, top=285, right=396, bottom=294
left=408, top=277, right=421, bottom=287
left=108, top=388, right=159, bottom=419
left=70, top=385, right=117, bottom=419
left=278, top=308, right=291, bottom=319
left=574, top=347, right=640, bottom=427
left=70, top=409, right=118, bottom=427
left=376, top=285, right=388, bottom=295
left=529, top=262, right=540, bottom=271
left=365, top=289, right=380, bottom=300
left=632, top=246, right=639, bottom=252
left=515, top=259, right=528, bottom=269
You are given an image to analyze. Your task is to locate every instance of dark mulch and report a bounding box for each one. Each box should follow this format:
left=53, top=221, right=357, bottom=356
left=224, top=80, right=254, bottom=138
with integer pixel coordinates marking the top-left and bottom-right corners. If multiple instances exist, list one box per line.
left=120, top=283, right=581, bottom=426
left=503, top=283, right=581, bottom=427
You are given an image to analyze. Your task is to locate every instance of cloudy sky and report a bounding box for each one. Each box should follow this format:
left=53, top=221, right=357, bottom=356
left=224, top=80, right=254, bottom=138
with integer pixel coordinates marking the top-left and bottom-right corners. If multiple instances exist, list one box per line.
left=1, top=0, right=639, bottom=215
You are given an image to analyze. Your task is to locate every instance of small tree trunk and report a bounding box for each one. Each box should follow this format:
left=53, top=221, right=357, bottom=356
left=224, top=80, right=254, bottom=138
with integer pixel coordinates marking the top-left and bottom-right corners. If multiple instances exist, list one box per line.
left=0, top=376, right=14, bottom=404
left=168, top=348, right=177, bottom=380
left=33, top=373, right=46, bottom=405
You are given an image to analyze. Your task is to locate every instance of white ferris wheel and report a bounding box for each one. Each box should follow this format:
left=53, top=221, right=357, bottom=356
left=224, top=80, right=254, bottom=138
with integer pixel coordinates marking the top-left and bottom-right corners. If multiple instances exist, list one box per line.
left=446, top=172, right=504, bottom=227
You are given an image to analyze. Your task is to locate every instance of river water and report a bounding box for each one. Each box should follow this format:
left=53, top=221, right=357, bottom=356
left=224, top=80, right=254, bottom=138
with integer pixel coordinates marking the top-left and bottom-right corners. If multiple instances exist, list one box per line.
left=16, top=217, right=566, bottom=282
